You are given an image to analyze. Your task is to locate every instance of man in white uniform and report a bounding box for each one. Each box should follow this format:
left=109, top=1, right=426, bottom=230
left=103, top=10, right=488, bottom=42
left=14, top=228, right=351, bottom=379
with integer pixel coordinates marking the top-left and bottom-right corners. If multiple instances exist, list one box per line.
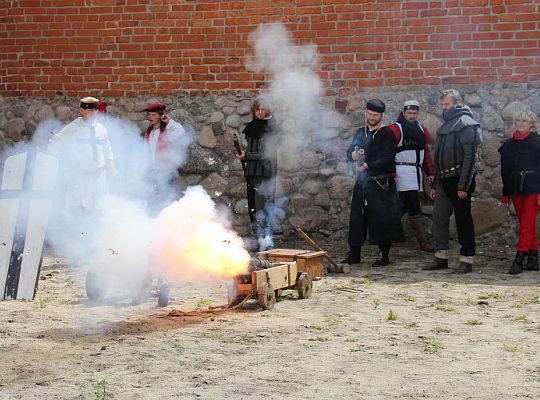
left=50, top=97, right=115, bottom=208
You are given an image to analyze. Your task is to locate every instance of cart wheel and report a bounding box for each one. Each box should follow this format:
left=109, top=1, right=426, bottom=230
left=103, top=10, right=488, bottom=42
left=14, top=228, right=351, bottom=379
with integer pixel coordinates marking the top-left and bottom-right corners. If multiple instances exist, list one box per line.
left=275, top=289, right=283, bottom=300
left=258, top=282, right=276, bottom=311
left=132, top=271, right=152, bottom=304
left=86, top=268, right=105, bottom=301
left=227, top=285, right=244, bottom=307
left=157, top=284, right=169, bottom=307
left=297, top=272, right=313, bottom=299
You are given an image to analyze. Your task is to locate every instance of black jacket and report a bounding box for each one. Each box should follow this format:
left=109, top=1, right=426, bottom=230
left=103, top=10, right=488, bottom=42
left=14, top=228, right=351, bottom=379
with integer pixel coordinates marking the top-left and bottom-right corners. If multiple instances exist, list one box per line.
left=365, top=126, right=398, bottom=177
left=434, top=105, right=481, bottom=191
left=242, top=117, right=277, bottom=178
left=498, top=131, right=540, bottom=196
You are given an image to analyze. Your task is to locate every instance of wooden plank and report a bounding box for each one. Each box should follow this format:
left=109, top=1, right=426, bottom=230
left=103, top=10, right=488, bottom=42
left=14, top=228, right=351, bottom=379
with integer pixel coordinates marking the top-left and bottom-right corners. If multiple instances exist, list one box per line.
left=252, top=262, right=297, bottom=291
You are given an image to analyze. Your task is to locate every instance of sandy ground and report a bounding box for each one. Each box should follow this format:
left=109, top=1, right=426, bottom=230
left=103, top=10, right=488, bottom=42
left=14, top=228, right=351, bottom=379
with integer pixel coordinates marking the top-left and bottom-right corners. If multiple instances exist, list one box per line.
left=0, top=237, right=539, bottom=400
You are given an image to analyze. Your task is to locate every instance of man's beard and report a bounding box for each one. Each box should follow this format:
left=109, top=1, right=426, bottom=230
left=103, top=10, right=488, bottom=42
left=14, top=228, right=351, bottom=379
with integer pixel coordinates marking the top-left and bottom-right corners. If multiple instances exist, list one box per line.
left=367, top=118, right=381, bottom=128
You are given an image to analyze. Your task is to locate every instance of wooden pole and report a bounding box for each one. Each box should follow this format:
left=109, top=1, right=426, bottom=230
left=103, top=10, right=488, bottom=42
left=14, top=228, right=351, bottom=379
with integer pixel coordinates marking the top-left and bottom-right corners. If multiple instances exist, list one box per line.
left=294, top=227, right=350, bottom=274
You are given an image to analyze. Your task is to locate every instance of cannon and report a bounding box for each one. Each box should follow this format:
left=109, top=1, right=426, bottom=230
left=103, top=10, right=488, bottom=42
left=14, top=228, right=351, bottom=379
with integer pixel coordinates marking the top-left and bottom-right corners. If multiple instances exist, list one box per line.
left=228, top=259, right=312, bottom=311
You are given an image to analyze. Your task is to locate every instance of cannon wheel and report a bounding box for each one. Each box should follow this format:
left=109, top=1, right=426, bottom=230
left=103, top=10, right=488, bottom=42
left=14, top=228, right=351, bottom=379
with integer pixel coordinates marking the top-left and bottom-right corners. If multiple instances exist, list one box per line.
left=227, top=285, right=245, bottom=307
left=157, top=284, right=169, bottom=307
left=297, top=272, right=313, bottom=299
left=132, top=271, right=152, bottom=305
left=86, top=268, right=105, bottom=301
left=258, top=282, right=276, bottom=311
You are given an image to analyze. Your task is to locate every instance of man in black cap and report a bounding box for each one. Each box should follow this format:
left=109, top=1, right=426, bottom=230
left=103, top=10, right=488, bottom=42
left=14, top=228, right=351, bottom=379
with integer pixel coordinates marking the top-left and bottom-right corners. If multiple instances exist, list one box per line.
left=342, top=99, right=404, bottom=267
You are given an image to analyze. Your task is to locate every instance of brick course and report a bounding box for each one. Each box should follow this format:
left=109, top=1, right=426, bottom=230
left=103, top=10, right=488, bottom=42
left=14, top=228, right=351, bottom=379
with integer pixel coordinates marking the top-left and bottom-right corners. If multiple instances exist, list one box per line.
left=1, top=0, right=539, bottom=97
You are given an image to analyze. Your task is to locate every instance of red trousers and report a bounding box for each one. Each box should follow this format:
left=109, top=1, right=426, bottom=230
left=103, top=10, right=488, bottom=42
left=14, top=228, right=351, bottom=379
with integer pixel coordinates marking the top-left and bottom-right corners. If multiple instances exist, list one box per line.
left=511, top=194, right=539, bottom=251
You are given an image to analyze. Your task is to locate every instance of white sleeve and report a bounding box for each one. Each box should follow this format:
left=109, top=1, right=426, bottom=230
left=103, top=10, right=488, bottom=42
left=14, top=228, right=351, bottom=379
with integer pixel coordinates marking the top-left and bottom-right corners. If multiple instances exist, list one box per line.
left=166, top=119, right=185, bottom=141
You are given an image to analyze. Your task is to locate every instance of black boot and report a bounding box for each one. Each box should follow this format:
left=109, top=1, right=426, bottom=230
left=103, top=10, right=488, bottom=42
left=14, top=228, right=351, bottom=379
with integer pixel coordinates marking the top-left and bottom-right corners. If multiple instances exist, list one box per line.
left=453, top=261, right=472, bottom=274
left=523, top=250, right=539, bottom=271
left=509, top=251, right=527, bottom=275
left=372, top=246, right=390, bottom=267
left=422, top=257, right=448, bottom=270
left=341, top=246, right=361, bottom=265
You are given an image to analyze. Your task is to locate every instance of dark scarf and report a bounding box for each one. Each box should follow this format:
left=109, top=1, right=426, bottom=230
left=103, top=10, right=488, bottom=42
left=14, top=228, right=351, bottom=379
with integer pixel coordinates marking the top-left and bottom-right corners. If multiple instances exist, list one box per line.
left=243, top=118, right=271, bottom=139
left=397, top=112, right=424, bottom=137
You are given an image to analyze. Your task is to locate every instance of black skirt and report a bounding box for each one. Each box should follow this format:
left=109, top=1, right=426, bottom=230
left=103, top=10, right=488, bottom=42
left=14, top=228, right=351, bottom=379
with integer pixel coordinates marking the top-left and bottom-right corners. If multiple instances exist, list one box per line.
left=365, top=177, right=404, bottom=246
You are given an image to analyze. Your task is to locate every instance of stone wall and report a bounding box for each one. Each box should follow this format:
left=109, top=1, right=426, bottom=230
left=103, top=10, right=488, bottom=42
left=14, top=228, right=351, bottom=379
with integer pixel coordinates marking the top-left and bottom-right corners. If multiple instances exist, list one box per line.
left=1, top=83, right=539, bottom=243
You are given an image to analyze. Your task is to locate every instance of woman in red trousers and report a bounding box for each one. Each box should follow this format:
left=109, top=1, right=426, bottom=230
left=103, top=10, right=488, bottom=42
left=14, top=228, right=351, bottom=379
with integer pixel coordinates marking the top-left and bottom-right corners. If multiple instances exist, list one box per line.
left=498, top=109, right=540, bottom=274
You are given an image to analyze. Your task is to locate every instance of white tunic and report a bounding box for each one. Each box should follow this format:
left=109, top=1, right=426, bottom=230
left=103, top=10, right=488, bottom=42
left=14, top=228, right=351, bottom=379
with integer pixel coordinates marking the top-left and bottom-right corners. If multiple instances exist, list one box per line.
left=50, top=117, right=114, bottom=208
left=147, top=119, right=185, bottom=165
left=394, top=122, right=426, bottom=192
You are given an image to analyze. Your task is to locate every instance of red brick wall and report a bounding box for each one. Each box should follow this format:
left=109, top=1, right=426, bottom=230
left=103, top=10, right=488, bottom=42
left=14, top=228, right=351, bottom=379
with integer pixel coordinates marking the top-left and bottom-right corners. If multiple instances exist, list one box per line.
left=1, top=0, right=539, bottom=97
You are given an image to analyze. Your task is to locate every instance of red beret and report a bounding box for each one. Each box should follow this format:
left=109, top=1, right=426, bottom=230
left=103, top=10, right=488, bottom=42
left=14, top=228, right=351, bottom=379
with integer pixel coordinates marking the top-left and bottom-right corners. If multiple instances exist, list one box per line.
left=98, top=101, right=107, bottom=113
left=144, top=103, right=166, bottom=114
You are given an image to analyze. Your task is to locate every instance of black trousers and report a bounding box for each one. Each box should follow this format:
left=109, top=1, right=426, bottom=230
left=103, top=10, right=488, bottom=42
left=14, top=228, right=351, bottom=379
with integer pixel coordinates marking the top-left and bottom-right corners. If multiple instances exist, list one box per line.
left=246, top=176, right=275, bottom=239
left=398, top=190, right=422, bottom=217
left=433, top=177, right=476, bottom=257
left=347, top=181, right=368, bottom=247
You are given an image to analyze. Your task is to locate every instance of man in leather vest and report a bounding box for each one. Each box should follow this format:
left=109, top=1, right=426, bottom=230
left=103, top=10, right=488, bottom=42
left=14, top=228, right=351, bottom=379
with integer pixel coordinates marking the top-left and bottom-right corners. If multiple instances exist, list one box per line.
left=423, top=89, right=481, bottom=274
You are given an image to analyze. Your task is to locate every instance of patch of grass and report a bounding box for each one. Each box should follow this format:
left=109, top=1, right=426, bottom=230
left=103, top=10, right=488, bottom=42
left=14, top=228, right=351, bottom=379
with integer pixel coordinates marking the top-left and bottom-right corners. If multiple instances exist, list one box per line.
left=57, top=297, right=75, bottom=305
left=405, top=321, right=418, bottom=329
left=402, top=296, right=416, bottom=302
left=196, top=298, right=212, bottom=308
left=344, top=337, right=356, bottom=343
left=502, top=343, right=522, bottom=353
left=424, top=339, right=442, bottom=354
left=513, top=315, right=527, bottom=321
left=387, top=309, right=398, bottom=321
left=0, top=378, right=11, bottom=386
left=435, top=305, right=456, bottom=312
left=432, top=326, right=451, bottom=334
left=308, top=324, right=322, bottom=331
left=527, top=296, right=539, bottom=304
left=462, top=279, right=472, bottom=284
left=35, top=295, right=55, bottom=308
left=478, top=292, right=501, bottom=300
left=309, top=336, right=329, bottom=342
left=359, top=278, right=374, bottom=286
left=373, top=298, right=381, bottom=309
left=351, top=344, right=365, bottom=352
left=466, top=319, right=483, bottom=325
left=387, top=340, right=399, bottom=347
left=95, top=379, right=108, bottom=400
left=347, top=294, right=357, bottom=300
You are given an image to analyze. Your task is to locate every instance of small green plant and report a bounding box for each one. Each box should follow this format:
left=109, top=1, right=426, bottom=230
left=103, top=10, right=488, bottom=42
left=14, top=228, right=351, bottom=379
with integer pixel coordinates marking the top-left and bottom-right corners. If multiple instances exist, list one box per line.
left=344, top=337, right=356, bottom=343
left=405, top=321, right=418, bottom=329
left=35, top=295, right=55, bottom=308
left=462, top=279, right=472, bottom=285
left=373, top=298, right=381, bottom=309
left=402, top=296, right=416, bottom=302
left=432, top=326, right=451, bottom=334
left=529, top=296, right=540, bottom=304
left=309, top=336, right=329, bottom=342
left=424, top=339, right=442, bottom=354
left=351, top=345, right=365, bottom=352
left=513, top=315, right=527, bottom=321
left=308, top=324, right=322, bottom=331
left=196, top=298, right=211, bottom=308
left=387, top=309, right=398, bottom=321
left=347, top=294, right=357, bottom=300
left=435, top=305, right=456, bottom=312
left=478, top=292, right=501, bottom=300
left=466, top=319, right=483, bottom=325
left=95, top=379, right=108, bottom=400
left=502, top=343, right=522, bottom=353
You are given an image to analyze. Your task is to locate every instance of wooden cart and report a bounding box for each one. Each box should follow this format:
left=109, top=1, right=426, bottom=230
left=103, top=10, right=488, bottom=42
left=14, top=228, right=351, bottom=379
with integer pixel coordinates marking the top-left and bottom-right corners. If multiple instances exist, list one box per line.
left=257, top=248, right=326, bottom=280
left=228, top=261, right=312, bottom=311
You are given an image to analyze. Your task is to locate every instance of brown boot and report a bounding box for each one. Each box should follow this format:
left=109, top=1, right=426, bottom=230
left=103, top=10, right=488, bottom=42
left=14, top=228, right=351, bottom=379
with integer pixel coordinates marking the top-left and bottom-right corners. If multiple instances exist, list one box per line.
left=409, top=215, right=434, bottom=252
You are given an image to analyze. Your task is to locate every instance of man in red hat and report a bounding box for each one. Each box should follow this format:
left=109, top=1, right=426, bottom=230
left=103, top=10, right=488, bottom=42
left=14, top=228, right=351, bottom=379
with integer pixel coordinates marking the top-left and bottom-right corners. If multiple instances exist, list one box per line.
left=143, top=103, right=185, bottom=169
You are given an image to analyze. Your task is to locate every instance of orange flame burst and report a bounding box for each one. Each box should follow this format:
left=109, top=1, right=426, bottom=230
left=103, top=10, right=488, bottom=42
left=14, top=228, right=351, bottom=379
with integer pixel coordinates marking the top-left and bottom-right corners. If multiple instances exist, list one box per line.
left=151, top=187, right=250, bottom=282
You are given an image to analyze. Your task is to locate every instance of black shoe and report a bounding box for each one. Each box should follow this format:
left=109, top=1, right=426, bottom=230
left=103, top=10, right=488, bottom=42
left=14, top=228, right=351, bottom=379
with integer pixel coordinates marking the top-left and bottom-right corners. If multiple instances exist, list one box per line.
left=422, top=257, right=448, bottom=270
left=453, top=261, right=472, bottom=274
left=509, top=251, right=527, bottom=274
left=341, top=246, right=361, bottom=265
left=371, top=251, right=390, bottom=267
left=523, top=250, right=539, bottom=271
left=341, top=254, right=361, bottom=265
